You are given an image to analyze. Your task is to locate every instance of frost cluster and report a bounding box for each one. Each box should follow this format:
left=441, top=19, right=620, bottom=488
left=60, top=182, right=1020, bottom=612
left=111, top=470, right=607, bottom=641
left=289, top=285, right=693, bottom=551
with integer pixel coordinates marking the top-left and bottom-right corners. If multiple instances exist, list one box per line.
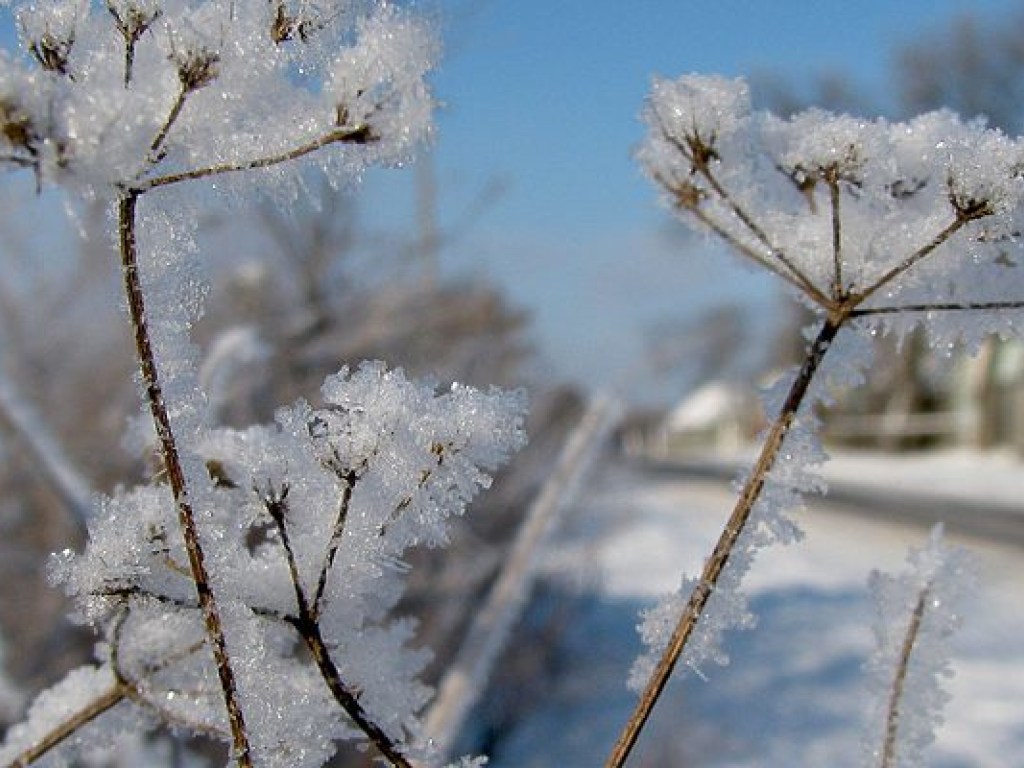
left=639, top=74, right=1024, bottom=353
left=862, top=525, right=974, bottom=768
left=630, top=418, right=821, bottom=688
left=0, top=0, right=437, bottom=197
left=630, top=74, right=1024, bottom=701
left=0, top=5, right=530, bottom=764
left=1, top=364, right=526, bottom=766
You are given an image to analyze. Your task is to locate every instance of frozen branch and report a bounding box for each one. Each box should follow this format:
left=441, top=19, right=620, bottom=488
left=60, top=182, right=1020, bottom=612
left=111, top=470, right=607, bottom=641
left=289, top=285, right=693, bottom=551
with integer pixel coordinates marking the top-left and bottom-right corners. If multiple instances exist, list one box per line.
left=137, top=125, right=376, bottom=193
left=312, top=469, right=357, bottom=619
left=606, top=317, right=843, bottom=768
left=117, top=192, right=253, bottom=766
left=851, top=299, right=1024, bottom=316
left=7, top=683, right=125, bottom=768
left=880, top=583, right=931, bottom=768
left=827, top=168, right=845, bottom=299
left=854, top=216, right=973, bottom=306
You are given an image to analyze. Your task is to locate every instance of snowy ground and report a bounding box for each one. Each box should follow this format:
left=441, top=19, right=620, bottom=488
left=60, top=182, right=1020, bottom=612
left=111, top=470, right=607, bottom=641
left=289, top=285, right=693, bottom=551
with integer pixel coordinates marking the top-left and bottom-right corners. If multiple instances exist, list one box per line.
left=464, top=450, right=1024, bottom=767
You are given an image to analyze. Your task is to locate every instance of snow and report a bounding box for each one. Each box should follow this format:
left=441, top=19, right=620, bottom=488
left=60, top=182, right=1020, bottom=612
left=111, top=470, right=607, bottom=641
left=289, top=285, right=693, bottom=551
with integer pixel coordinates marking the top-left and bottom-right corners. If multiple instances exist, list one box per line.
left=663, top=381, right=745, bottom=432
left=688, top=444, right=1024, bottom=515
left=475, top=451, right=1024, bottom=767
left=819, top=447, right=1024, bottom=513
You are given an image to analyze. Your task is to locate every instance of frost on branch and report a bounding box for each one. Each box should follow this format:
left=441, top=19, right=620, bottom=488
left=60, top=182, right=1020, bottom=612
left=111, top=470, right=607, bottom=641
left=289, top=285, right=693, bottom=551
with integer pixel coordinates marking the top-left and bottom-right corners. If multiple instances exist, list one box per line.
left=638, top=74, right=1024, bottom=353
left=630, top=418, right=822, bottom=688
left=863, top=525, right=974, bottom=768
left=619, top=74, right=1020, bottom=764
left=1, top=0, right=438, bottom=197
left=14, top=364, right=527, bottom=766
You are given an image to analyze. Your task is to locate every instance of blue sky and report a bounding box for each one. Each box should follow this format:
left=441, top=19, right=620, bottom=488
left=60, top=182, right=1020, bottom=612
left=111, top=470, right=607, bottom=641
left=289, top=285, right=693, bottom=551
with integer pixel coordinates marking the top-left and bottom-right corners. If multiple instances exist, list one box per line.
left=3, top=2, right=1021, bottom=401
left=364, top=0, right=1024, bottom=399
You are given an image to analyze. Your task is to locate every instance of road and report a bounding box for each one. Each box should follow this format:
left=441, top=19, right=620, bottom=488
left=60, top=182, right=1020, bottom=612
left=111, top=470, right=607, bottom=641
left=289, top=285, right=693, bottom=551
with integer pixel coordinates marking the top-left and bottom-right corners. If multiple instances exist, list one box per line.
left=473, top=459, right=1024, bottom=768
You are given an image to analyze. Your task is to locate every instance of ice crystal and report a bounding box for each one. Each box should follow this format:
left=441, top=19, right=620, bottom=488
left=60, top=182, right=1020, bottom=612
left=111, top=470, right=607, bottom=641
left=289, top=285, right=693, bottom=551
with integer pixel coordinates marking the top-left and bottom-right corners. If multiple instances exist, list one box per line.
left=36, top=363, right=526, bottom=763
left=862, top=525, right=974, bottom=768
left=639, top=74, right=1024, bottom=351
left=630, top=75, right=1020, bottom=711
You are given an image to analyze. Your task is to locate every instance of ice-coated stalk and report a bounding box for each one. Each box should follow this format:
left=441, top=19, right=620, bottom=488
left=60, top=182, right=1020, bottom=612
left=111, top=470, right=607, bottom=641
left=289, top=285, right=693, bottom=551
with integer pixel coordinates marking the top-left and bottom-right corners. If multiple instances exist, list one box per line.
left=605, top=314, right=844, bottom=768
left=118, top=192, right=254, bottom=767
left=8, top=685, right=124, bottom=768
left=880, top=583, right=932, bottom=768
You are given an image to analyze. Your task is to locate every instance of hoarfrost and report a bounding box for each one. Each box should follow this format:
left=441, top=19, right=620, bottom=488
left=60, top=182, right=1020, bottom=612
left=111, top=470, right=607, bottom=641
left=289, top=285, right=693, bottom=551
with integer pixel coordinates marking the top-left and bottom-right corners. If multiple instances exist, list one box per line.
left=639, top=74, right=1024, bottom=352
left=630, top=74, right=1022, bottom=713
left=0, top=3, right=522, bottom=763
left=862, top=525, right=974, bottom=768
left=43, top=363, right=526, bottom=761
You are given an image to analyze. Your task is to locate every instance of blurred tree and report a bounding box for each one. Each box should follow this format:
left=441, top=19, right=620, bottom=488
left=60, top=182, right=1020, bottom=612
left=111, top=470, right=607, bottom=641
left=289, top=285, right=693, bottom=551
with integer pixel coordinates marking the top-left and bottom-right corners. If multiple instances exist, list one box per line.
left=895, top=8, right=1024, bottom=133
left=0, top=189, right=135, bottom=696
left=645, top=304, right=752, bottom=394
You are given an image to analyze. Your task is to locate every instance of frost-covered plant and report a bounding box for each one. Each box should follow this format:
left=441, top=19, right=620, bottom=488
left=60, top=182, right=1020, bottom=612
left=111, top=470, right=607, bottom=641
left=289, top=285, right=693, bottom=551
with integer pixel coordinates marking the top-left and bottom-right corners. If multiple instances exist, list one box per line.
left=608, top=74, right=1024, bottom=766
left=864, top=525, right=973, bottom=768
left=0, top=2, right=527, bottom=767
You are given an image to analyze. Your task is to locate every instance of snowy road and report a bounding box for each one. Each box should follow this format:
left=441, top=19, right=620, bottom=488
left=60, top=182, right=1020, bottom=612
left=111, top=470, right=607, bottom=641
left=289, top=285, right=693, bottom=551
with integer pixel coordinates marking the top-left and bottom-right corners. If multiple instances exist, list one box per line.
left=471, top=459, right=1024, bottom=768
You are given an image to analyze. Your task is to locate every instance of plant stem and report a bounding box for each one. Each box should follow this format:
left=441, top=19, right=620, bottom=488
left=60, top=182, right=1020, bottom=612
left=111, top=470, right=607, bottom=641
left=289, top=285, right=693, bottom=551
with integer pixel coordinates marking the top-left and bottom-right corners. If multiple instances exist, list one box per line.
left=827, top=170, right=844, bottom=299
left=854, top=216, right=968, bottom=306
left=137, top=126, right=374, bottom=192
left=118, top=192, right=253, bottom=767
left=604, top=315, right=844, bottom=768
left=313, top=470, right=356, bottom=619
left=9, top=684, right=124, bottom=768
left=880, top=583, right=932, bottom=768
left=695, top=161, right=830, bottom=307
left=287, top=615, right=415, bottom=768
left=265, top=488, right=413, bottom=766
left=851, top=299, right=1024, bottom=316
left=148, top=86, right=188, bottom=162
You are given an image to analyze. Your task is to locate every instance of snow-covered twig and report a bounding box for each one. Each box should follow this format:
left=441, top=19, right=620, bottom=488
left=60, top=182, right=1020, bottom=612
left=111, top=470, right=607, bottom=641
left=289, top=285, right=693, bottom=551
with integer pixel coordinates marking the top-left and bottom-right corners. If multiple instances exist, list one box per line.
left=866, top=525, right=973, bottom=768
left=610, top=74, right=1024, bottom=767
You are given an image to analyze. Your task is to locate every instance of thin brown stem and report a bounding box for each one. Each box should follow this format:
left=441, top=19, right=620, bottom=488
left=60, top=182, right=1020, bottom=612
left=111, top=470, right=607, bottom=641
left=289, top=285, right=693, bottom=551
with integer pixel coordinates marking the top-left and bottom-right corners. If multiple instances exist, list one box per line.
left=109, top=614, right=227, bottom=742
left=106, top=2, right=160, bottom=88
left=11, top=628, right=209, bottom=767
left=263, top=481, right=411, bottom=765
left=137, top=126, right=375, bottom=192
left=118, top=192, right=253, bottom=767
left=653, top=119, right=831, bottom=307
left=148, top=86, right=188, bottom=163
left=313, top=470, right=356, bottom=618
left=8, top=683, right=126, bottom=768
left=853, top=216, right=969, bottom=307
left=651, top=169, right=811, bottom=296
left=261, top=483, right=312, bottom=617
left=827, top=170, right=844, bottom=299
left=688, top=201, right=827, bottom=304
left=605, top=315, right=844, bottom=768
left=698, top=162, right=831, bottom=306
left=880, top=584, right=932, bottom=768
left=851, top=299, right=1024, bottom=316
left=287, top=615, right=416, bottom=768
